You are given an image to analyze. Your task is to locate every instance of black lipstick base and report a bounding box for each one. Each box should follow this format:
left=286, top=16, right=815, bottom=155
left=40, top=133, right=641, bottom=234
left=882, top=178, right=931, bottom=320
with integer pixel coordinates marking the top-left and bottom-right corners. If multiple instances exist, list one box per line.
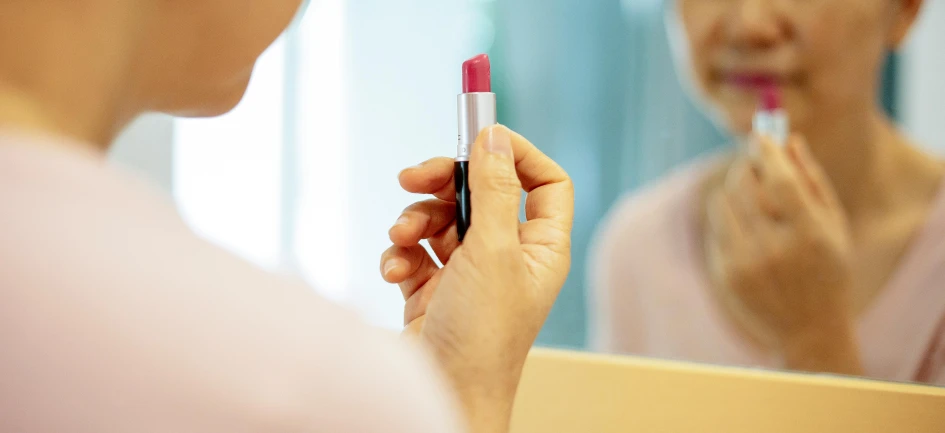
left=455, top=160, right=471, bottom=242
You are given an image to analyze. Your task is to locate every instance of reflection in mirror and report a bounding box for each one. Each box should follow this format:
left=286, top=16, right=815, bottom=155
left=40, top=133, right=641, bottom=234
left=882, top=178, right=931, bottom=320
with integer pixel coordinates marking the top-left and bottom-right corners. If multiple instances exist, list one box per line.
left=494, top=0, right=945, bottom=386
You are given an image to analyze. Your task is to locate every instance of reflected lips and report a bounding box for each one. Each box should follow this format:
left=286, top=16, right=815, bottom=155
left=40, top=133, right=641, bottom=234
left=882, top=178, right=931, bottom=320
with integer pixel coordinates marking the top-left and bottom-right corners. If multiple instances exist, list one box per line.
left=760, top=85, right=782, bottom=111
left=728, top=73, right=778, bottom=88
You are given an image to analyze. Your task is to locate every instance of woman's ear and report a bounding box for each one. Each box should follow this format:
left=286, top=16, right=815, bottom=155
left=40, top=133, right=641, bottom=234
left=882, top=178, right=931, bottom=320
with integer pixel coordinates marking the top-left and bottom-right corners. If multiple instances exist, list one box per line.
left=888, top=0, right=924, bottom=49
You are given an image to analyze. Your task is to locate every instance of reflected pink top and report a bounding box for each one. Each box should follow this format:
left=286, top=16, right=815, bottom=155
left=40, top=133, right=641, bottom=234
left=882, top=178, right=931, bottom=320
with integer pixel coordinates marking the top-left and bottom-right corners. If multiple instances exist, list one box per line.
left=0, top=131, right=463, bottom=432
left=589, top=157, right=945, bottom=385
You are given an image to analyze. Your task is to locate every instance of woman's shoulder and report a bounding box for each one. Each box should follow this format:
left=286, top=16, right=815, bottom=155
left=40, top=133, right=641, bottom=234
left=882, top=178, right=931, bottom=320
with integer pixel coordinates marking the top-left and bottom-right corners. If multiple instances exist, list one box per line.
left=586, top=153, right=728, bottom=351
left=0, top=130, right=465, bottom=433
left=0, top=129, right=184, bottom=226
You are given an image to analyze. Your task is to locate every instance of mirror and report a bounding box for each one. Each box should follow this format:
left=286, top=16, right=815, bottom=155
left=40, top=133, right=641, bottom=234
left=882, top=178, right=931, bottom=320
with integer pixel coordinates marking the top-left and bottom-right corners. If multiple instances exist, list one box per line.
left=115, top=0, right=945, bottom=390
left=497, top=0, right=945, bottom=389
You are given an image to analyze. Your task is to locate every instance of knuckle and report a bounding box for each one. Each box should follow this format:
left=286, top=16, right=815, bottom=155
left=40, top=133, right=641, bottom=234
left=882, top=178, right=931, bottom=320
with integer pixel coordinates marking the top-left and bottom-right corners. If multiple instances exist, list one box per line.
left=562, top=176, right=576, bottom=197
left=476, top=153, right=520, bottom=184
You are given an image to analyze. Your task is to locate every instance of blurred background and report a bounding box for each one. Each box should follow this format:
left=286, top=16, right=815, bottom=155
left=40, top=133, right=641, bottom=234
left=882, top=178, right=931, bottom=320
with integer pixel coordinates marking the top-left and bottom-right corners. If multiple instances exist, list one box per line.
left=110, top=0, right=945, bottom=350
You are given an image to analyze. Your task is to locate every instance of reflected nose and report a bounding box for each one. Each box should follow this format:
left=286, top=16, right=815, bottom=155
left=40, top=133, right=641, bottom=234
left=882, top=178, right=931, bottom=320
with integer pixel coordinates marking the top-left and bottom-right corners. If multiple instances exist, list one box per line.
left=726, top=0, right=784, bottom=51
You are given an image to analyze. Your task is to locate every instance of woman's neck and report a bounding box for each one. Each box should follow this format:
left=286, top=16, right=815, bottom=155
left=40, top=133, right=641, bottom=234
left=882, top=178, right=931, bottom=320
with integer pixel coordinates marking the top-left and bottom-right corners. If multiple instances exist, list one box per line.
left=796, top=107, right=942, bottom=223
left=0, top=1, right=147, bottom=149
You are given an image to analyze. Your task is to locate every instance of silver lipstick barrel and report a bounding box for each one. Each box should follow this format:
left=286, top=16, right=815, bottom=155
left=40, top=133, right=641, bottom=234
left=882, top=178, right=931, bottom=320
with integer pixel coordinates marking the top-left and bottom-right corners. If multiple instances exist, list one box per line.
left=456, top=92, right=497, bottom=161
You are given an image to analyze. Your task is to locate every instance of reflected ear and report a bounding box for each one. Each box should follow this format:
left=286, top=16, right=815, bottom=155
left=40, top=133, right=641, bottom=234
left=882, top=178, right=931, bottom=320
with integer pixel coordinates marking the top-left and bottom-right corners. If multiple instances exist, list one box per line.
left=888, top=0, right=924, bottom=49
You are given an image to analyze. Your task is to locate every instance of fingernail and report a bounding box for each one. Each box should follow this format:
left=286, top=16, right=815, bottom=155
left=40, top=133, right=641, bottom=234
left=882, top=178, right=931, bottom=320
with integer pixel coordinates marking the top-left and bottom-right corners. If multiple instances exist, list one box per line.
left=383, top=259, right=398, bottom=276
left=485, top=126, right=512, bottom=156
left=394, top=215, right=409, bottom=226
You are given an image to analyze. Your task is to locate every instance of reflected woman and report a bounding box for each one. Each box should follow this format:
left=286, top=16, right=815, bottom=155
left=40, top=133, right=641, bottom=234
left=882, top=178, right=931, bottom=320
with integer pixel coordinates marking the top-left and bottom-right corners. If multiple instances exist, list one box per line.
left=590, top=0, right=945, bottom=384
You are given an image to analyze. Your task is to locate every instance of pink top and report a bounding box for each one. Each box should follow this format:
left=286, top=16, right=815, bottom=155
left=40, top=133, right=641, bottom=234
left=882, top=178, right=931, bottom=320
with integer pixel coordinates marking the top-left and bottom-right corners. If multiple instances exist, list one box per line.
left=0, top=131, right=463, bottom=432
left=589, top=156, right=945, bottom=385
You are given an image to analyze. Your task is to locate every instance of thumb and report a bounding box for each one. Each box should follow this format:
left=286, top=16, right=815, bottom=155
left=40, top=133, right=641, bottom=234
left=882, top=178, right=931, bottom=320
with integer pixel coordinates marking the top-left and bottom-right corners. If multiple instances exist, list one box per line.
left=467, top=125, right=522, bottom=242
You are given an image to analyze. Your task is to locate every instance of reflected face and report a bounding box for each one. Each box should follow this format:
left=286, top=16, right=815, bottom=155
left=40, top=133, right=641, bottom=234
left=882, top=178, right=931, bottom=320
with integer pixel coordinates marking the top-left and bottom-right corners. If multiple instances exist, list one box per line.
left=671, top=0, right=909, bottom=135
left=136, top=0, right=306, bottom=116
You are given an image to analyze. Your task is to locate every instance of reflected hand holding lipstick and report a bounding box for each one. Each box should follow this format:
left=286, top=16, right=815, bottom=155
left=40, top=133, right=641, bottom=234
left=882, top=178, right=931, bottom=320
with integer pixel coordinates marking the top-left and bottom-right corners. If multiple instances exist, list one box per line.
left=456, top=54, right=497, bottom=241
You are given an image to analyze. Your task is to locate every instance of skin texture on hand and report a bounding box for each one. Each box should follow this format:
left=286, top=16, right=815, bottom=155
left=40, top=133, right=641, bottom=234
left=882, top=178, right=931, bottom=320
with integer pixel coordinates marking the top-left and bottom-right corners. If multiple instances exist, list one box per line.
left=380, top=125, right=575, bottom=433
left=704, top=134, right=863, bottom=375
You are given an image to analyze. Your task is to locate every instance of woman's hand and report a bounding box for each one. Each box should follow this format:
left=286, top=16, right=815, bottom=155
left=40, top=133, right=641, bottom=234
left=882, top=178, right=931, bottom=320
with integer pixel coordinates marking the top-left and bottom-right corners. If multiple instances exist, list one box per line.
left=379, top=125, right=574, bottom=433
left=705, top=134, right=863, bottom=375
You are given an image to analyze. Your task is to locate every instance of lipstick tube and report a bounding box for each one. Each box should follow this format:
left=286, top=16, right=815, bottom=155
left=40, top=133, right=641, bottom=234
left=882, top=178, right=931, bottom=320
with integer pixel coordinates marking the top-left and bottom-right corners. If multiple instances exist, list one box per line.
left=456, top=54, right=497, bottom=242
left=753, top=86, right=789, bottom=146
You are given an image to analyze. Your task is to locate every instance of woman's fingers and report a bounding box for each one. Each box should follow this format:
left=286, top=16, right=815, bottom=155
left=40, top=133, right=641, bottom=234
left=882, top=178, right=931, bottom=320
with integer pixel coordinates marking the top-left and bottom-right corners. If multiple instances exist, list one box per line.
left=725, top=159, right=766, bottom=229
left=396, top=129, right=574, bottom=251
left=466, top=126, right=524, bottom=244
left=786, top=134, right=838, bottom=207
left=750, top=135, right=806, bottom=219
left=380, top=244, right=428, bottom=286
left=380, top=245, right=440, bottom=300
left=389, top=199, right=455, bottom=247
left=428, top=224, right=460, bottom=265
left=510, top=129, right=574, bottom=229
left=404, top=272, right=442, bottom=326
left=387, top=199, right=460, bottom=264
left=402, top=315, right=426, bottom=337
left=506, top=129, right=575, bottom=256
left=398, top=157, right=456, bottom=202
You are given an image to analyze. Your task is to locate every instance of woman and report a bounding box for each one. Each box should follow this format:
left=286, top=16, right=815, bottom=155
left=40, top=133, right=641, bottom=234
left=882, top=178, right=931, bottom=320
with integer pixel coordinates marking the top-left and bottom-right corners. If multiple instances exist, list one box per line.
left=0, top=1, right=574, bottom=432
left=589, top=0, right=945, bottom=383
